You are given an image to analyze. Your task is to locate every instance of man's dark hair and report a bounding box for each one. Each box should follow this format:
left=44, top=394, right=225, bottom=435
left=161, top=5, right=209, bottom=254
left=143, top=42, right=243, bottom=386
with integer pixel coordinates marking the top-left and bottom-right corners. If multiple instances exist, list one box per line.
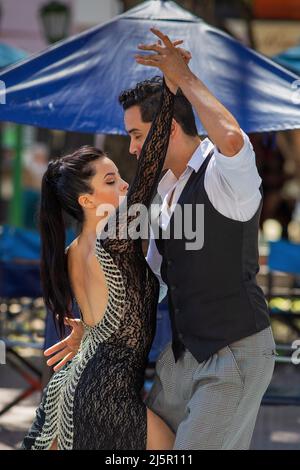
left=119, top=76, right=198, bottom=137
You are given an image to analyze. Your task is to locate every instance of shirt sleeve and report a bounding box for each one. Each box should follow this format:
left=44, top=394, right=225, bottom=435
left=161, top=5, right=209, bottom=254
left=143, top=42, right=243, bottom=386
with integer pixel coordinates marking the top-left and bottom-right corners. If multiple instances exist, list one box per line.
left=146, top=229, right=168, bottom=303
left=213, top=128, right=262, bottom=203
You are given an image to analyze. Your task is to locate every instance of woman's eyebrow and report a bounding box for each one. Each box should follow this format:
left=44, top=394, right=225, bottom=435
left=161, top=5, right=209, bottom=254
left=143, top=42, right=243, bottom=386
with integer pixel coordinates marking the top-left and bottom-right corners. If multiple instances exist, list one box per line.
left=104, top=172, right=116, bottom=178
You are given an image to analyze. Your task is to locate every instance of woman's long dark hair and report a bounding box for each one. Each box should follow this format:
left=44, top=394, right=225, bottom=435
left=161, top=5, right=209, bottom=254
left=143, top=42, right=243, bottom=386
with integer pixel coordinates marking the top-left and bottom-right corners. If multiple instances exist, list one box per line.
left=39, top=145, right=106, bottom=337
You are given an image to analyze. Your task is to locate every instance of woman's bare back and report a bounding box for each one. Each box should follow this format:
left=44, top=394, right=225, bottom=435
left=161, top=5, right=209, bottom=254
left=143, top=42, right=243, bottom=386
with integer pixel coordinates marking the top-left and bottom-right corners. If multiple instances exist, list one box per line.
left=67, top=239, right=109, bottom=327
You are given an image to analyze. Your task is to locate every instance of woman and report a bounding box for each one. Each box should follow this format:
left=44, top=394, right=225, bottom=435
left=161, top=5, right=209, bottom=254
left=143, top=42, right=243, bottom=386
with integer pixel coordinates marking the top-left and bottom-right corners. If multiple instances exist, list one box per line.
left=21, top=36, right=191, bottom=449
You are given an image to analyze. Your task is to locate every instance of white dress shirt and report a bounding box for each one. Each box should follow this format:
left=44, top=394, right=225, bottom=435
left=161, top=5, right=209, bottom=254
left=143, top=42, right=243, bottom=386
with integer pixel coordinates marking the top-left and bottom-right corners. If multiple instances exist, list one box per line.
left=146, top=129, right=262, bottom=302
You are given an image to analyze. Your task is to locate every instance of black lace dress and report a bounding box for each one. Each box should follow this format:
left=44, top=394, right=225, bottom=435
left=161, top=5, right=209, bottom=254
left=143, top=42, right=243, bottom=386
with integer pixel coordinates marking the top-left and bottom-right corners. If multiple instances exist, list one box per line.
left=21, top=80, right=174, bottom=450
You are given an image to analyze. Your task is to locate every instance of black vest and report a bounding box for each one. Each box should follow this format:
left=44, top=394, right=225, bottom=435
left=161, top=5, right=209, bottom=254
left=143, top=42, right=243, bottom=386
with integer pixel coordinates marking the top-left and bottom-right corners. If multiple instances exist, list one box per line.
left=154, top=150, right=270, bottom=363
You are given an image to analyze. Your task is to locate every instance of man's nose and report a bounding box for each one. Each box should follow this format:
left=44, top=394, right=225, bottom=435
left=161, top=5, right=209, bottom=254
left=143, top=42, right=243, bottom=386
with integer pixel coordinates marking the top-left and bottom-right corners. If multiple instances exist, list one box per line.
left=129, top=142, right=138, bottom=159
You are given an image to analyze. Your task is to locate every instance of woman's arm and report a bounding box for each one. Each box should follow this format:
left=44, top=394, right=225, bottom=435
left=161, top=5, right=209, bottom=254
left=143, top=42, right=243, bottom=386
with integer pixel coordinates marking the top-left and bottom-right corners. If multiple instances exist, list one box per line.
left=101, top=78, right=175, bottom=251
left=126, top=78, right=175, bottom=209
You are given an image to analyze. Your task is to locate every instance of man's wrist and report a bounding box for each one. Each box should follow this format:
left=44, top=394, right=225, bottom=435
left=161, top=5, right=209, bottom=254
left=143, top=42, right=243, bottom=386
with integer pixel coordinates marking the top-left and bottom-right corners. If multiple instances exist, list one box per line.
left=176, top=71, right=199, bottom=94
left=163, top=76, right=178, bottom=95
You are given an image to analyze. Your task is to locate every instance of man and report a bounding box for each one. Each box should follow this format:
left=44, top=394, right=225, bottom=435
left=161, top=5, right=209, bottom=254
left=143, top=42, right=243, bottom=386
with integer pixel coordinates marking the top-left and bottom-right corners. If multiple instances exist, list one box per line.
left=46, top=28, right=276, bottom=449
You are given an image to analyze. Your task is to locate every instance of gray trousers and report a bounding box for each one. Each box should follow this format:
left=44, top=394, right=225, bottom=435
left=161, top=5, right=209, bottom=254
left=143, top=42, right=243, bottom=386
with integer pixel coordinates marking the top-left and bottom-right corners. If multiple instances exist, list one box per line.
left=145, top=326, right=276, bottom=450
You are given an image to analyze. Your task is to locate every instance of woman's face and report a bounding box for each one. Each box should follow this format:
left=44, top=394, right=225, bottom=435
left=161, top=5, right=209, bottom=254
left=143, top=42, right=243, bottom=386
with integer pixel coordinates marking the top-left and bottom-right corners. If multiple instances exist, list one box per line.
left=79, top=157, right=129, bottom=216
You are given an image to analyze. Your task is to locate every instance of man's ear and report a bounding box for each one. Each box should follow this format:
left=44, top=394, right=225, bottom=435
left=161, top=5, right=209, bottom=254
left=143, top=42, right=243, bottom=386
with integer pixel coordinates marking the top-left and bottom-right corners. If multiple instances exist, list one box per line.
left=170, top=118, right=178, bottom=137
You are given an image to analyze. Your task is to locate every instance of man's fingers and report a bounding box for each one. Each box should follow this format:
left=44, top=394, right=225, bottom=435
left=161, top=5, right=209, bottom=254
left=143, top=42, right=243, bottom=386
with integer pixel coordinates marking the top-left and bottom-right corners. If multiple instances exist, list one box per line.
left=135, top=57, right=159, bottom=68
left=138, top=39, right=183, bottom=53
left=64, top=317, right=78, bottom=325
left=138, top=43, right=162, bottom=53
left=150, top=28, right=174, bottom=49
left=53, top=352, right=74, bottom=372
left=135, top=53, right=161, bottom=59
left=135, top=54, right=161, bottom=63
left=44, top=339, right=67, bottom=356
left=179, top=48, right=191, bottom=57
left=173, top=40, right=184, bottom=46
left=177, top=47, right=192, bottom=63
left=66, top=318, right=82, bottom=329
left=46, top=349, right=69, bottom=367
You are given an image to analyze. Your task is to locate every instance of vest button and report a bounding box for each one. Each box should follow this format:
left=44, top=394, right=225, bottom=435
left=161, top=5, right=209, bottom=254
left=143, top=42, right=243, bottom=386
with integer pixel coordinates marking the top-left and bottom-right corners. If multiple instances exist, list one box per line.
left=167, top=259, right=172, bottom=266
left=171, top=285, right=177, bottom=291
left=178, top=333, right=184, bottom=340
left=175, top=308, right=180, bottom=315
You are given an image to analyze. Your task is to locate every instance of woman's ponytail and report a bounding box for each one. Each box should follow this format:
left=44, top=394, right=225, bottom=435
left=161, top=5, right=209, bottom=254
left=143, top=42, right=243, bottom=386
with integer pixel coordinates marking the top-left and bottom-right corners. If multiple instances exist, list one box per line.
left=39, top=160, right=73, bottom=337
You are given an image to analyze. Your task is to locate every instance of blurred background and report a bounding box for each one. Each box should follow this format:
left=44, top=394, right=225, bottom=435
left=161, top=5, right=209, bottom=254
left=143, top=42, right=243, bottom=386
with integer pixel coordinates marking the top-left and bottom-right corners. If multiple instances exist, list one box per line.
left=1, top=0, right=300, bottom=450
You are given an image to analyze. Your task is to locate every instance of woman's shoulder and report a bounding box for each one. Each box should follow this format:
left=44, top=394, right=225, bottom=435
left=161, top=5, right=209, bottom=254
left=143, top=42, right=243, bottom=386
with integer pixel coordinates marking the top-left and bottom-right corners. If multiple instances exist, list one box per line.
left=65, top=237, right=79, bottom=255
left=66, top=237, right=97, bottom=268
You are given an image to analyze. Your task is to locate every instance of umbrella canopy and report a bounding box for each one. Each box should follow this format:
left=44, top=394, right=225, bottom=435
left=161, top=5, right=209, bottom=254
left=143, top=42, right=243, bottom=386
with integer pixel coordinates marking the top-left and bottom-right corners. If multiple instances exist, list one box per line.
left=273, top=44, right=300, bottom=75
left=0, top=0, right=300, bottom=135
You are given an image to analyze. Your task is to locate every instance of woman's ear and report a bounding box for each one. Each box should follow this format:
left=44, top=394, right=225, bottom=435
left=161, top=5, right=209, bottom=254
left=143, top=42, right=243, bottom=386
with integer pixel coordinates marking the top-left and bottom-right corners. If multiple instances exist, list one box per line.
left=78, top=194, right=94, bottom=210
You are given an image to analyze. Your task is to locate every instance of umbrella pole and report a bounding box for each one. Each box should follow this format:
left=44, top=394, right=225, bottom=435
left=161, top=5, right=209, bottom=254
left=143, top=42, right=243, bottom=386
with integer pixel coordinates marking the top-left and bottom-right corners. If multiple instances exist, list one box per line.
left=9, top=124, right=23, bottom=227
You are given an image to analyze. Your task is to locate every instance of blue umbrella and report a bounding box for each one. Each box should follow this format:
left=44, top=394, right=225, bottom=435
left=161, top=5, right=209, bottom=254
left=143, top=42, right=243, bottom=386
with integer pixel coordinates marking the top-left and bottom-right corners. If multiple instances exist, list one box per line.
left=273, top=44, right=300, bottom=75
left=0, top=0, right=299, bottom=135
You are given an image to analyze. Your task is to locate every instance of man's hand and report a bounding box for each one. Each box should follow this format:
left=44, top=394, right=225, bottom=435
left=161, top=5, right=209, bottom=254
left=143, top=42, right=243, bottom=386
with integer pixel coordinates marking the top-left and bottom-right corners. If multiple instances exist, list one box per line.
left=135, top=28, right=193, bottom=90
left=137, top=28, right=243, bottom=156
left=44, top=318, right=85, bottom=372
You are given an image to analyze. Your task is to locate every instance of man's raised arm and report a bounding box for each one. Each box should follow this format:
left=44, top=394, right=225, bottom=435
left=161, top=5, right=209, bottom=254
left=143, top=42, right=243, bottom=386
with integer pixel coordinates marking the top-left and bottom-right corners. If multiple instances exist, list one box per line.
left=136, top=28, right=244, bottom=157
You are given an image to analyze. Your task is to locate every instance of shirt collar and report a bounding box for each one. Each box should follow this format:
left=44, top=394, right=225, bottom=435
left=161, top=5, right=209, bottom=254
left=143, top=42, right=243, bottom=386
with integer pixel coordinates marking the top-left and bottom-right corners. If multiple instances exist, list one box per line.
left=187, top=137, right=214, bottom=172
left=157, top=138, right=214, bottom=199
